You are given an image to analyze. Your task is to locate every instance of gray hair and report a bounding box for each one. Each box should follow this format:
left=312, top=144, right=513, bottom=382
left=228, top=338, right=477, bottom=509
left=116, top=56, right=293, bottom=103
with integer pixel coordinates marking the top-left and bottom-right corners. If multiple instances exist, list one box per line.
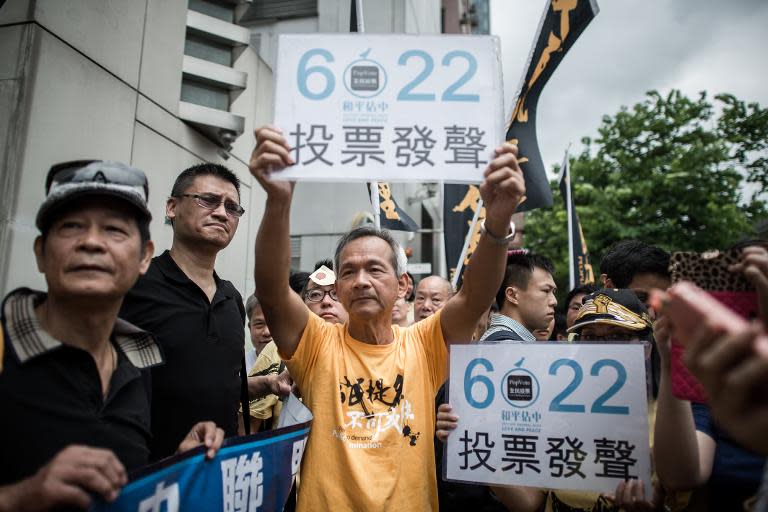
left=334, top=226, right=406, bottom=277
left=245, top=294, right=260, bottom=320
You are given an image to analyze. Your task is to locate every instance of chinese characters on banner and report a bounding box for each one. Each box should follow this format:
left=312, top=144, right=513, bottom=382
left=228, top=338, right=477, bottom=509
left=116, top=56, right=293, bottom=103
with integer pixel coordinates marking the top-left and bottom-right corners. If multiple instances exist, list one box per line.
left=91, top=396, right=312, bottom=512
left=273, top=34, right=504, bottom=183
left=445, top=343, right=652, bottom=497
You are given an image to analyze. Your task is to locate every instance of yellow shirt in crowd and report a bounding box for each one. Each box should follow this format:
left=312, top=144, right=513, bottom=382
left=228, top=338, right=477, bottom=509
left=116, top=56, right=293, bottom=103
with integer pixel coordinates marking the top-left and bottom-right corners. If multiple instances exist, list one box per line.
left=248, top=341, right=284, bottom=425
left=283, top=310, right=447, bottom=512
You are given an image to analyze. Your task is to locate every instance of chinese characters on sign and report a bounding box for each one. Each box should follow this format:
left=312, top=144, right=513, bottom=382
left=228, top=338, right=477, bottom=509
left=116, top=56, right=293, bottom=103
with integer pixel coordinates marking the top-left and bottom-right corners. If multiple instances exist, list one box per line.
left=445, top=343, right=651, bottom=496
left=273, top=34, right=504, bottom=183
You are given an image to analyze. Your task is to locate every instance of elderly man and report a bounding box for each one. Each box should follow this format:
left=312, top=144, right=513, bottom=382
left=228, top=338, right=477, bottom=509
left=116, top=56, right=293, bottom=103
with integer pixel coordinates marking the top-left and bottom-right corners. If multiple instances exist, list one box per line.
left=243, top=294, right=290, bottom=433
left=414, top=275, right=453, bottom=321
left=245, top=293, right=273, bottom=370
left=0, top=160, right=222, bottom=511
left=120, top=163, right=247, bottom=460
left=249, top=125, right=525, bottom=511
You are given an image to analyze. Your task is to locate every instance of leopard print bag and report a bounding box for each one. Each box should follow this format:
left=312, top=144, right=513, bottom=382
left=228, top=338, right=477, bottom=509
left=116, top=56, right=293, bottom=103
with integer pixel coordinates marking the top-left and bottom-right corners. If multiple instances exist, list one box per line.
left=669, top=249, right=758, bottom=403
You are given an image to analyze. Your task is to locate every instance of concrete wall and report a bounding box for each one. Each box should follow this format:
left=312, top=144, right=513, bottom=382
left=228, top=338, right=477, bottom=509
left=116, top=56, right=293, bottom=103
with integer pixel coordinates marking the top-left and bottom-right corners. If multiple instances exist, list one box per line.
left=0, top=0, right=445, bottom=300
left=0, top=0, right=267, bottom=298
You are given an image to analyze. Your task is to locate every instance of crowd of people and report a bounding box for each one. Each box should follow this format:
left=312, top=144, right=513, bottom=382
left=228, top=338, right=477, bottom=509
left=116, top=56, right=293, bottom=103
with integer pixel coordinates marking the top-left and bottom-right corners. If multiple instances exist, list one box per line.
left=0, top=126, right=766, bottom=512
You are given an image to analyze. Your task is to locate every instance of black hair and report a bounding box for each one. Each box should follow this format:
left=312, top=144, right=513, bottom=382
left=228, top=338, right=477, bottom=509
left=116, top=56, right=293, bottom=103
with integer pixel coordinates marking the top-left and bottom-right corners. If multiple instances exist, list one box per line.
left=289, top=271, right=310, bottom=295
left=171, top=163, right=241, bottom=199
left=334, top=226, right=404, bottom=277
left=495, top=253, right=555, bottom=310
left=564, top=283, right=599, bottom=310
left=550, top=311, right=567, bottom=341
left=301, top=259, right=336, bottom=296
left=599, top=240, right=671, bottom=288
left=405, top=272, right=416, bottom=302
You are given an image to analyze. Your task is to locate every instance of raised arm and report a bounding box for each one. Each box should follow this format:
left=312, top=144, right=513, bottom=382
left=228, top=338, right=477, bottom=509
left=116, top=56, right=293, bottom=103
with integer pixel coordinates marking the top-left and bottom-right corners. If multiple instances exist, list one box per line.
left=652, top=315, right=715, bottom=490
left=440, top=143, right=525, bottom=344
left=249, top=126, right=309, bottom=359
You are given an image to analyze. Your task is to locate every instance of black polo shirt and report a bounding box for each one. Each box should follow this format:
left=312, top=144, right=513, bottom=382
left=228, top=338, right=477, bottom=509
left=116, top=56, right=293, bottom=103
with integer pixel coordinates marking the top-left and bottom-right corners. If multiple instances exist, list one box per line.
left=0, top=288, right=164, bottom=485
left=120, top=250, right=245, bottom=461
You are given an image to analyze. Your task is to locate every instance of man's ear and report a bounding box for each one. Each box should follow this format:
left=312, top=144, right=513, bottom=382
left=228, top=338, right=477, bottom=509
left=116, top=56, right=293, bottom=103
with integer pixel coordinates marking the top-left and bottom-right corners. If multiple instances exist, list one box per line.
left=602, top=275, right=615, bottom=288
left=396, top=273, right=408, bottom=300
left=139, top=240, right=155, bottom=275
left=33, top=236, right=45, bottom=273
left=504, top=286, right=519, bottom=306
left=165, top=197, right=177, bottom=225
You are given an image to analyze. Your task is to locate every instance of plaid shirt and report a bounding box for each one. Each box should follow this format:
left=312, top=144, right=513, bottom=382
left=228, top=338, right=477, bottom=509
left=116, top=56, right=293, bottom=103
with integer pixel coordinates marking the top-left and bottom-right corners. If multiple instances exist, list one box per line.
left=2, top=288, right=163, bottom=369
left=479, top=313, right=536, bottom=344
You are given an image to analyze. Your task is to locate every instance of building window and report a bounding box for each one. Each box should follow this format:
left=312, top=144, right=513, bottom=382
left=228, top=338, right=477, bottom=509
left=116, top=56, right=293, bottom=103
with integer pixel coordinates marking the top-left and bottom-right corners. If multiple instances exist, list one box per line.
left=180, top=79, right=230, bottom=111
left=290, top=236, right=302, bottom=271
left=188, top=0, right=235, bottom=22
left=184, top=33, right=233, bottom=66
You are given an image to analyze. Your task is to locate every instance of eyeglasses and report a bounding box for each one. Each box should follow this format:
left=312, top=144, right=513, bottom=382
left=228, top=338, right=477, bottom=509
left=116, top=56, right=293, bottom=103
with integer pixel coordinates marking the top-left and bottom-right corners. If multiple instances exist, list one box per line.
left=304, top=288, right=338, bottom=303
left=175, top=193, right=245, bottom=218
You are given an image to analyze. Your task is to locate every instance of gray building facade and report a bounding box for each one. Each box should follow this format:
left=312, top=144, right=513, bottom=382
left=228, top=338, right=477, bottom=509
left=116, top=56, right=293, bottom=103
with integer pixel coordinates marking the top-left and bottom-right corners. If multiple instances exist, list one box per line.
left=0, top=0, right=442, bottom=299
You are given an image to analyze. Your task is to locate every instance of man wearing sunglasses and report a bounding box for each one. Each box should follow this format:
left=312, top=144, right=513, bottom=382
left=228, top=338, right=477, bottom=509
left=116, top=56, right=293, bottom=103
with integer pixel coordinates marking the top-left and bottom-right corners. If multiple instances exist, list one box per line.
left=0, top=161, right=224, bottom=511
left=120, top=163, right=247, bottom=461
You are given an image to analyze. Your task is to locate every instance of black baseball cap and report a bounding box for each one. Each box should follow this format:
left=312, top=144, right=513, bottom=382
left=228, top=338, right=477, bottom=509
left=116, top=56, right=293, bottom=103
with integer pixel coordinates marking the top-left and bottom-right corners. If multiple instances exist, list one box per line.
left=36, top=160, right=152, bottom=230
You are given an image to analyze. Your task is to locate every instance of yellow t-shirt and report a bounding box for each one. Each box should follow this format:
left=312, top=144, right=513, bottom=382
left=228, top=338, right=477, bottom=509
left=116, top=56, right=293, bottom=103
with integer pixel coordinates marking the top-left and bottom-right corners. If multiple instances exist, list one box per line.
left=247, top=341, right=284, bottom=422
left=284, top=310, right=447, bottom=512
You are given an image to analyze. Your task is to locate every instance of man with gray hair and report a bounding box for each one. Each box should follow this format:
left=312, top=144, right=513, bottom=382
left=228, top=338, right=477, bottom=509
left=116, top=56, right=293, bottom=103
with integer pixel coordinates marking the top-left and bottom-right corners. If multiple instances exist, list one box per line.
left=242, top=294, right=290, bottom=433
left=413, top=275, right=454, bottom=321
left=249, top=125, right=525, bottom=511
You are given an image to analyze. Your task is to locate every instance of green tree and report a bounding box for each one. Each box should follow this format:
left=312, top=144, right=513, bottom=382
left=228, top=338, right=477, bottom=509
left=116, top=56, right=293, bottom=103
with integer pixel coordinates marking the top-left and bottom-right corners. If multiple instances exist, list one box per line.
left=525, top=89, right=768, bottom=296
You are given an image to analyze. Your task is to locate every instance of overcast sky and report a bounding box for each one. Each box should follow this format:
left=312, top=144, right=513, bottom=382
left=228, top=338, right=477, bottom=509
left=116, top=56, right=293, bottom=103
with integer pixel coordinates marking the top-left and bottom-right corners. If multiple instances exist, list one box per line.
left=490, top=0, right=768, bottom=179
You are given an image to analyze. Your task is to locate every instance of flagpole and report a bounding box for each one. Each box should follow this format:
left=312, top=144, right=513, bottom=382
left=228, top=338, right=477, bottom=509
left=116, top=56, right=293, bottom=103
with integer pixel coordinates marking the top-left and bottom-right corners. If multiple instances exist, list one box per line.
left=451, top=199, right=483, bottom=289
left=562, top=150, right=575, bottom=291
left=355, top=0, right=365, bottom=31
left=351, top=0, right=380, bottom=228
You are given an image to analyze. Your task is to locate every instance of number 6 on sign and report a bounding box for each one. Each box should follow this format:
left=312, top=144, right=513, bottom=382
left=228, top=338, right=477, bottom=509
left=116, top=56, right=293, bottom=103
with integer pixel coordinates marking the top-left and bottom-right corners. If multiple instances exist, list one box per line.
left=297, top=49, right=335, bottom=100
left=464, top=358, right=495, bottom=409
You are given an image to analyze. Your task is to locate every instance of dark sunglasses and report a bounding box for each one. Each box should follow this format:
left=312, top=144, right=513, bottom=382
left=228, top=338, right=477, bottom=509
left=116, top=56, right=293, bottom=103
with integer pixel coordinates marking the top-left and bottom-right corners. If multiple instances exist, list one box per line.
left=175, top=193, right=245, bottom=218
left=46, top=160, right=148, bottom=197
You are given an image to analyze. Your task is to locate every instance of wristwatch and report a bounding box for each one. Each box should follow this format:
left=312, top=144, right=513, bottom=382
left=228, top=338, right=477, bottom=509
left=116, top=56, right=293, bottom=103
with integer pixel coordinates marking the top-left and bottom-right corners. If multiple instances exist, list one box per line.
left=480, top=220, right=516, bottom=246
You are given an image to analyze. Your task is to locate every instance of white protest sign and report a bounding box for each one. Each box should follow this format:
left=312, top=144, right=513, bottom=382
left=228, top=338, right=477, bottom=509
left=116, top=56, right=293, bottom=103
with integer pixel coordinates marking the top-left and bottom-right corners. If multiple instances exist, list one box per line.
left=273, top=34, right=504, bottom=183
left=445, top=343, right=652, bottom=497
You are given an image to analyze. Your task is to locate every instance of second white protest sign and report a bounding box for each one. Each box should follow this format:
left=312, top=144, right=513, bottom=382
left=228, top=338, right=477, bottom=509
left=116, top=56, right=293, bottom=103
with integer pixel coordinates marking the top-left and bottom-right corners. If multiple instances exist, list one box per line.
left=444, top=342, right=652, bottom=497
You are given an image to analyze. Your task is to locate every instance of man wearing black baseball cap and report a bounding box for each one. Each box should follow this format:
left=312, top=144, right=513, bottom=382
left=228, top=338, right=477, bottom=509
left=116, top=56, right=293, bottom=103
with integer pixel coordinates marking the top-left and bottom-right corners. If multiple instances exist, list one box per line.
left=0, top=160, right=223, bottom=511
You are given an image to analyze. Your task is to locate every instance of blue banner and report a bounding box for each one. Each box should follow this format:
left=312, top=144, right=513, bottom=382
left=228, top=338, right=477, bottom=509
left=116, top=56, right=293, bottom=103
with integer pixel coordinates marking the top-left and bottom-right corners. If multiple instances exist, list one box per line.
left=91, top=422, right=311, bottom=512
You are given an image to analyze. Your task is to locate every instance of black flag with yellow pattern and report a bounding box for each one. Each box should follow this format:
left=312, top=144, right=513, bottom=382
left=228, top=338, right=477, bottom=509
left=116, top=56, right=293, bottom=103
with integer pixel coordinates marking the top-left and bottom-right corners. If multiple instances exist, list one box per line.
left=507, top=0, right=599, bottom=212
left=368, top=183, right=419, bottom=232
left=444, top=183, right=484, bottom=285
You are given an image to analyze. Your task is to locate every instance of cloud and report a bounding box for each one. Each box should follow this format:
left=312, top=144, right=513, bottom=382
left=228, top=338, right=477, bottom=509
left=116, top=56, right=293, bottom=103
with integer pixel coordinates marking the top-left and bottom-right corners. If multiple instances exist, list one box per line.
left=491, top=0, right=768, bottom=176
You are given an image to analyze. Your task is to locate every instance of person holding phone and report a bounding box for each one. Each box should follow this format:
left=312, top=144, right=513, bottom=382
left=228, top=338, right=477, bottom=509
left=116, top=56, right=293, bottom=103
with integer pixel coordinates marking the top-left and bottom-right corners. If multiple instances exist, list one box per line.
left=653, top=286, right=766, bottom=511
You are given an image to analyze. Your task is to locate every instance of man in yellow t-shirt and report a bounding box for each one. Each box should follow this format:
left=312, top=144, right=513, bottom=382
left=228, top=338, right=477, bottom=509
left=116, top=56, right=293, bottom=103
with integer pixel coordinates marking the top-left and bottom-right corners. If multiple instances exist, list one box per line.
left=249, top=126, right=526, bottom=511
